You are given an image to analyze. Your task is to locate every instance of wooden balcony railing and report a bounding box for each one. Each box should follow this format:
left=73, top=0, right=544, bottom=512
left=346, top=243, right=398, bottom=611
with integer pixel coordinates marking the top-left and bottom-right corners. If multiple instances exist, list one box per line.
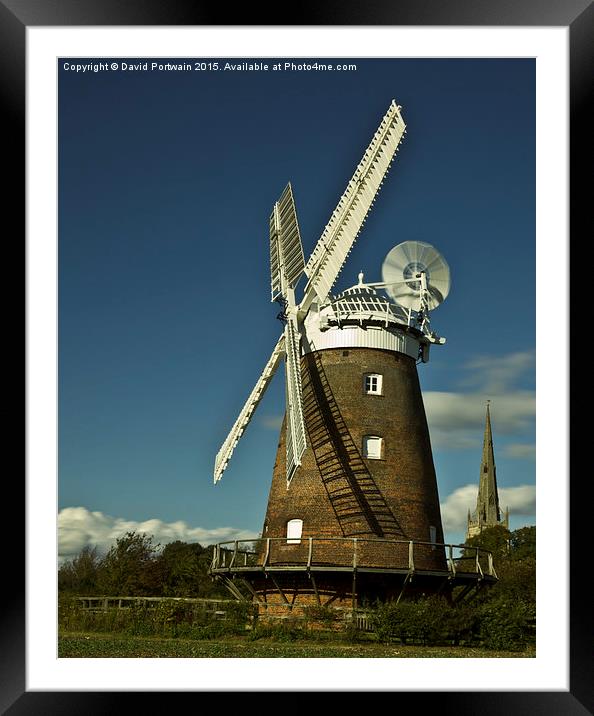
left=209, top=537, right=496, bottom=578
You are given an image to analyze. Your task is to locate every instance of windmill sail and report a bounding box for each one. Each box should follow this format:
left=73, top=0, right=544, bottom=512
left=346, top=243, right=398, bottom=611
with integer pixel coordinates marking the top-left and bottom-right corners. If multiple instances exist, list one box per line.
left=214, top=334, right=285, bottom=483
left=215, top=102, right=407, bottom=487
left=270, top=183, right=305, bottom=302
left=284, top=315, right=307, bottom=484
left=301, top=101, right=406, bottom=310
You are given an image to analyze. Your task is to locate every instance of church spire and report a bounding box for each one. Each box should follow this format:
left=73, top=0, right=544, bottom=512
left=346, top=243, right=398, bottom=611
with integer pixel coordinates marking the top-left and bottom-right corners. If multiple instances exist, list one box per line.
left=466, top=401, right=509, bottom=540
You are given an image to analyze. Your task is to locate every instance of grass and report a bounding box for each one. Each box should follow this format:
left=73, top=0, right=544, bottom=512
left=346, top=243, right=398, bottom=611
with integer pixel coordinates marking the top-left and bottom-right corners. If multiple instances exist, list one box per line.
left=59, top=632, right=535, bottom=658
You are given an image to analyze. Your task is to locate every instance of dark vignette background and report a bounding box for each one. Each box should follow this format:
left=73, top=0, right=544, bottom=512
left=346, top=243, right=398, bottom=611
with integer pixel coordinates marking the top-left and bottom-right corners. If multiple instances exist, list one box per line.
left=11, top=0, right=592, bottom=713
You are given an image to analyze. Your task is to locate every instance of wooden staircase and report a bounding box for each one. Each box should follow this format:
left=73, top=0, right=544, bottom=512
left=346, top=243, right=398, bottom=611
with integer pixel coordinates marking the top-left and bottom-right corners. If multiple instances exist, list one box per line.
left=302, top=352, right=406, bottom=539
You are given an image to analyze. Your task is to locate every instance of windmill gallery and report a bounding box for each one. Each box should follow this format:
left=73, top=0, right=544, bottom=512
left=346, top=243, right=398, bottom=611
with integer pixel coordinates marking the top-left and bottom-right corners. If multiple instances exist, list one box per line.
left=209, top=101, right=497, bottom=612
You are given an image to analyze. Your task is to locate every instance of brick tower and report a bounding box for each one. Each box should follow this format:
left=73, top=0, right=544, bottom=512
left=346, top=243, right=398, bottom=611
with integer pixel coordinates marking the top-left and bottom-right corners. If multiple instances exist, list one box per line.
left=255, top=285, right=449, bottom=606
left=211, top=102, right=497, bottom=609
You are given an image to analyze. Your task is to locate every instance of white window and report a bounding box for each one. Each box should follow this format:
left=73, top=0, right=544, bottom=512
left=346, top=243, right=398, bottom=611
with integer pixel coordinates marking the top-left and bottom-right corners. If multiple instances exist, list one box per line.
left=362, top=435, right=383, bottom=459
left=286, top=519, right=303, bottom=544
left=364, top=373, right=383, bottom=395
left=429, top=525, right=437, bottom=550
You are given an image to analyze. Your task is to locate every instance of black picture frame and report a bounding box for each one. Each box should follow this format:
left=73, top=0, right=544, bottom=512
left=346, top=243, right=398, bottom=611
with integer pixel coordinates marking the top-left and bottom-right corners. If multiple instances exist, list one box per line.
left=12, top=0, right=590, bottom=711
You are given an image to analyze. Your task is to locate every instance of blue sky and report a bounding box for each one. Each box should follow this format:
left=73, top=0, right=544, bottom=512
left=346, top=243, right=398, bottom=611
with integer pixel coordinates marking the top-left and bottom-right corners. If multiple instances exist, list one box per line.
left=58, top=58, right=535, bottom=559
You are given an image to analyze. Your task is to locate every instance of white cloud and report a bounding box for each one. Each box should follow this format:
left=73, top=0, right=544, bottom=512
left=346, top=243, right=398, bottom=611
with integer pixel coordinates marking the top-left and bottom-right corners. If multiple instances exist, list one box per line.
left=260, top=415, right=283, bottom=430
left=460, top=351, right=535, bottom=394
left=424, top=390, right=535, bottom=449
left=58, top=506, right=259, bottom=563
left=423, top=351, right=535, bottom=451
left=440, top=484, right=536, bottom=532
left=499, top=485, right=537, bottom=515
left=503, top=443, right=536, bottom=459
left=440, top=484, right=479, bottom=532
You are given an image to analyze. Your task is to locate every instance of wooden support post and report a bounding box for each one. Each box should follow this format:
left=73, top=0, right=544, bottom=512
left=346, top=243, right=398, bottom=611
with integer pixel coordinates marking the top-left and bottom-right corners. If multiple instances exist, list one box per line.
left=352, top=538, right=358, bottom=611
left=448, top=544, right=456, bottom=577
left=263, top=538, right=270, bottom=567
left=221, top=576, right=246, bottom=602
left=435, top=576, right=450, bottom=596
left=488, top=552, right=496, bottom=578
left=453, top=582, right=474, bottom=604
left=463, top=582, right=482, bottom=604
left=475, top=548, right=484, bottom=579
left=269, top=574, right=289, bottom=605
left=308, top=572, right=321, bottom=606
left=239, top=578, right=263, bottom=604
left=324, top=593, right=338, bottom=607
left=230, top=541, right=238, bottom=568
left=396, top=573, right=411, bottom=605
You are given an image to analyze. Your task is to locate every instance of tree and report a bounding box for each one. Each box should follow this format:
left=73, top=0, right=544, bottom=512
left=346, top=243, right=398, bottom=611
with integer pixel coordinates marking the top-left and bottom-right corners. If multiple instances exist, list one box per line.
left=58, top=545, right=100, bottom=594
left=96, top=531, right=160, bottom=596
left=59, top=535, right=234, bottom=598
left=154, top=541, right=230, bottom=598
left=465, top=525, right=536, bottom=605
left=509, top=525, right=536, bottom=560
left=465, top=524, right=512, bottom=562
left=157, top=541, right=202, bottom=597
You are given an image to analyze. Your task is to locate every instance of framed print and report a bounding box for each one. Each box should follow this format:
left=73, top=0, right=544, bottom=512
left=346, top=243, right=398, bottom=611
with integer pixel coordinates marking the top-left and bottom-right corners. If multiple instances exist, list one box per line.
left=13, top=0, right=591, bottom=712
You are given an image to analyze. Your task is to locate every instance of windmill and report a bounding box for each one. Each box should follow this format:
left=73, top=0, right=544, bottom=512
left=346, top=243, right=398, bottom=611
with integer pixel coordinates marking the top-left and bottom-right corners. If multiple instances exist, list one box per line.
left=211, top=101, right=496, bottom=608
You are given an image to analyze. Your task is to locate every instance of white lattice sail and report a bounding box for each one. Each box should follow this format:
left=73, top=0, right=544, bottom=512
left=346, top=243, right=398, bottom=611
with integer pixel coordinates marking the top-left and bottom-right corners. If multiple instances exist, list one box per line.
left=270, top=183, right=305, bottom=302
left=214, top=334, right=285, bottom=482
left=284, top=316, right=307, bottom=484
left=301, top=101, right=406, bottom=309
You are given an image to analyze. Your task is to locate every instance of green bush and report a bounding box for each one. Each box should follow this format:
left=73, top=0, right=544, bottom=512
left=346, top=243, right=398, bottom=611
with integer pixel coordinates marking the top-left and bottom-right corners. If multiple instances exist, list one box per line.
left=59, top=597, right=255, bottom=639
left=302, top=605, right=340, bottom=627
left=60, top=593, right=536, bottom=651
left=371, top=597, right=477, bottom=646
left=475, top=596, right=535, bottom=651
left=368, top=593, right=534, bottom=651
left=342, top=619, right=363, bottom=644
left=249, top=617, right=305, bottom=642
